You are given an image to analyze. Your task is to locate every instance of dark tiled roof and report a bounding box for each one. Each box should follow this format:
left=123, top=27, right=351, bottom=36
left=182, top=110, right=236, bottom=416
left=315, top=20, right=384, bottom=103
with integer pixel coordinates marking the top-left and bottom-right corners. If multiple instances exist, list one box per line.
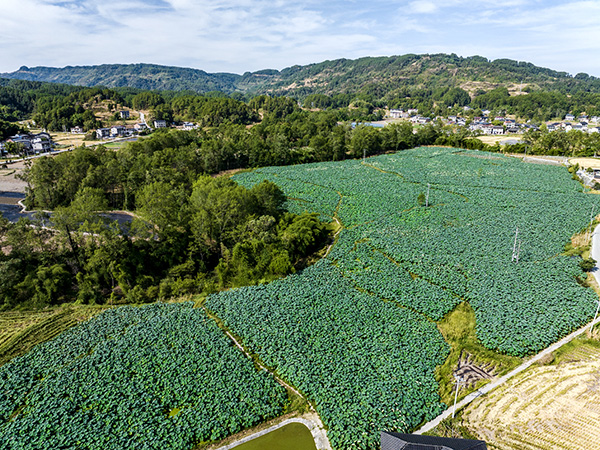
left=381, top=432, right=487, bottom=450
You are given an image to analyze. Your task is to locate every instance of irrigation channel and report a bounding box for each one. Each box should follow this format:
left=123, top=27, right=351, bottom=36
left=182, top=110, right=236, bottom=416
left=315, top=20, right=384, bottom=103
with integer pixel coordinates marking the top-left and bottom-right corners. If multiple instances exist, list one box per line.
left=416, top=222, right=600, bottom=434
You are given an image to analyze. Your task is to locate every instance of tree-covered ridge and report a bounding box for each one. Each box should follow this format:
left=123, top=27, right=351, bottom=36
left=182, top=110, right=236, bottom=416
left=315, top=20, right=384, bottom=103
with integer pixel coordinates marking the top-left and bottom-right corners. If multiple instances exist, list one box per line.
left=2, top=64, right=241, bottom=93
left=4, top=54, right=600, bottom=99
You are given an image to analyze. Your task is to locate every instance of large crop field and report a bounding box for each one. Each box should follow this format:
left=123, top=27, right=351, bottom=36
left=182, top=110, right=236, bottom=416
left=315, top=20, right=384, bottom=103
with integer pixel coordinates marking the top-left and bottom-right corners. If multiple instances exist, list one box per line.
left=1, top=147, right=599, bottom=450
left=214, top=147, right=600, bottom=448
left=0, top=303, right=286, bottom=449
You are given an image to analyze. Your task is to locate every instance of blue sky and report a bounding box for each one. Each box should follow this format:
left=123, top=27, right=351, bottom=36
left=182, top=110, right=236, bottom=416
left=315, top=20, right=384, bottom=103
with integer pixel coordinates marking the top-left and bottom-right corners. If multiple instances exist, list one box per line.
left=2, top=0, right=600, bottom=76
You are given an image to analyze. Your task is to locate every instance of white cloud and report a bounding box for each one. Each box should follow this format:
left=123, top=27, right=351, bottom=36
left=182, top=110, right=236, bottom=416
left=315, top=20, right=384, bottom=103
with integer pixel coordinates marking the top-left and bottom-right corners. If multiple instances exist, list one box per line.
left=1, top=0, right=600, bottom=77
left=408, top=1, right=438, bottom=14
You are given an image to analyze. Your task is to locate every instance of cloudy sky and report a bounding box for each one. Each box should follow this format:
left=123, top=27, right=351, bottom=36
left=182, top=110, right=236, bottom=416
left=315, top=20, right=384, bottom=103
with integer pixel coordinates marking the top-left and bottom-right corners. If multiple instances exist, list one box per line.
left=1, top=0, right=600, bottom=76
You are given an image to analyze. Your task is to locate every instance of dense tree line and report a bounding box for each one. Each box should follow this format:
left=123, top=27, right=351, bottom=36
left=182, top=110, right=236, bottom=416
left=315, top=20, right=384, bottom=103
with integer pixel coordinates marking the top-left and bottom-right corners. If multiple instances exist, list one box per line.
left=520, top=128, right=600, bottom=157
left=1, top=169, right=330, bottom=309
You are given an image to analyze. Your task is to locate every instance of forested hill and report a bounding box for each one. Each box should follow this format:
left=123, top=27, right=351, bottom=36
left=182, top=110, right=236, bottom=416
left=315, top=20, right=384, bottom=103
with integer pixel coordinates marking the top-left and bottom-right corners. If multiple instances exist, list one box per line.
left=1, top=64, right=241, bottom=93
left=3, top=54, right=600, bottom=99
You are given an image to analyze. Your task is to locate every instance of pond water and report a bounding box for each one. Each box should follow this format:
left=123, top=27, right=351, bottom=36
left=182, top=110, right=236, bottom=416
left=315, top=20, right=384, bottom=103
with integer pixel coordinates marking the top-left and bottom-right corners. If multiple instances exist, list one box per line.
left=233, top=422, right=317, bottom=450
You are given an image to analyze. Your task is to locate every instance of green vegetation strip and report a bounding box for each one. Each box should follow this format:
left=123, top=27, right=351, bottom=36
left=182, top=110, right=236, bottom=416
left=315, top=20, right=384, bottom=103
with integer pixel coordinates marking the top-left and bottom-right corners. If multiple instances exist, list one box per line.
left=0, top=303, right=287, bottom=449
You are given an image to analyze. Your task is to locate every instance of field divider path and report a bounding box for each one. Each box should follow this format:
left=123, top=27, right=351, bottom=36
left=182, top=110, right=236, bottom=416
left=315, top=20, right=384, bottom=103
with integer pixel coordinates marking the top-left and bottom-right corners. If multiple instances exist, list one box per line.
left=201, top=306, right=332, bottom=450
left=416, top=302, right=600, bottom=435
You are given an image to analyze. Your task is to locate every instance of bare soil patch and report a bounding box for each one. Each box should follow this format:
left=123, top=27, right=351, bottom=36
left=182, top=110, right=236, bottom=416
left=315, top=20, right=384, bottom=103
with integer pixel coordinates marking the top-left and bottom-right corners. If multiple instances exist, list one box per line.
left=0, top=165, right=27, bottom=193
left=455, top=351, right=496, bottom=387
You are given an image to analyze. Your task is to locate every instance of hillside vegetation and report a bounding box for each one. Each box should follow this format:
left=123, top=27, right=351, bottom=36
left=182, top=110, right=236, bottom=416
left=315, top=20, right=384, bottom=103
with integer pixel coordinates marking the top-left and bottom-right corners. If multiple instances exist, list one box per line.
left=4, top=54, right=600, bottom=99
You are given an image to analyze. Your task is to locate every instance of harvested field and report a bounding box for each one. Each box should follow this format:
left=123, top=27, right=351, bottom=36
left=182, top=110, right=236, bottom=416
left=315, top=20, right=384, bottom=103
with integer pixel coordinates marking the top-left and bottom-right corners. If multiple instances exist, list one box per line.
left=0, top=163, right=27, bottom=193
left=0, top=306, right=106, bottom=366
left=570, top=157, right=600, bottom=171
left=476, top=135, right=524, bottom=145
left=464, top=341, right=600, bottom=450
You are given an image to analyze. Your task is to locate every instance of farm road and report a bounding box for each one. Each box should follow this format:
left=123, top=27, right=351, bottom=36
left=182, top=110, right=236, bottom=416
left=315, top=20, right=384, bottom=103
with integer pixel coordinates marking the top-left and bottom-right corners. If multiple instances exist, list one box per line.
left=590, top=223, right=600, bottom=285
left=416, top=223, right=600, bottom=434
left=416, top=311, right=600, bottom=434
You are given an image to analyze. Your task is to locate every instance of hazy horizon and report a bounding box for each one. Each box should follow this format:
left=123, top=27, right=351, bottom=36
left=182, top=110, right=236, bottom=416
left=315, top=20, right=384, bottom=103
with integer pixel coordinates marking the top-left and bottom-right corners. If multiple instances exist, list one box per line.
left=2, top=1, right=600, bottom=77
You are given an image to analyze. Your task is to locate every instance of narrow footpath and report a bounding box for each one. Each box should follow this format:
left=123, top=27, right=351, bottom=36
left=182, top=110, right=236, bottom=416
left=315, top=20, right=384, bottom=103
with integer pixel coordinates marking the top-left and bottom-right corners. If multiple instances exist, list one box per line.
left=416, top=223, right=600, bottom=435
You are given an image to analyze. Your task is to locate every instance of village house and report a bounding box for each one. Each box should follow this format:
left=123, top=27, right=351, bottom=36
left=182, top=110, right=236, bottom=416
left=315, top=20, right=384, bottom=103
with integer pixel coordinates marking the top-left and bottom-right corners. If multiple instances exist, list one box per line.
left=565, top=114, right=575, bottom=121
left=110, top=125, right=126, bottom=137
left=119, top=110, right=130, bottom=119
left=153, top=120, right=167, bottom=128
left=389, top=109, right=406, bottom=119
left=2, top=132, right=53, bottom=155
left=182, top=122, right=197, bottom=130
left=134, top=123, right=148, bottom=131
left=96, top=128, right=111, bottom=139
left=381, top=432, right=487, bottom=450
left=70, top=126, right=84, bottom=134
left=32, top=135, right=52, bottom=153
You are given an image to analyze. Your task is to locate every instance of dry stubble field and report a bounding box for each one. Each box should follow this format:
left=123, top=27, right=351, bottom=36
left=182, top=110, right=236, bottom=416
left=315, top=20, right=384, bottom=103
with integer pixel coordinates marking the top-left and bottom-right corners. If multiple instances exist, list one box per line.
left=463, top=338, right=600, bottom=450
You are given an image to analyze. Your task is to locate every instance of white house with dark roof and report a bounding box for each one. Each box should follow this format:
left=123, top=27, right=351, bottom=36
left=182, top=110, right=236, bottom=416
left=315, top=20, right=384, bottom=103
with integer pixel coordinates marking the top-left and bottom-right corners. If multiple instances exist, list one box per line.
left=96, top=128, right=111, bottom=139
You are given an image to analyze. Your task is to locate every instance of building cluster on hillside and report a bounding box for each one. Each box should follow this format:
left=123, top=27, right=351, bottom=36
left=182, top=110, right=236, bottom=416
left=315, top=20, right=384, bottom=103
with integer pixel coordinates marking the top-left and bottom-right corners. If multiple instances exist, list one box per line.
left=387, top=108, right=600, bottom=136
left=389, top=108, right=530, bottom=135
left=93, top=120, right=198, bottom=140
left=95, top=125, right=138, bottom=139
left=0, top=132, right=53, bottom=156
left=546, top=115, right=600, bottom=133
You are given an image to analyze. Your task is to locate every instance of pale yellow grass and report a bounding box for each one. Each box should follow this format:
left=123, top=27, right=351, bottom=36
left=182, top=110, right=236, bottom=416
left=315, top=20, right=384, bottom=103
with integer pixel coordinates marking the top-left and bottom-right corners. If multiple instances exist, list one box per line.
left=464, top=344, right=600, bottom=450
left=51, top=132, right=86, bottom=148
left=476, top=135, right=524, bottom=145
left=570, top=157, right=600, bottom=171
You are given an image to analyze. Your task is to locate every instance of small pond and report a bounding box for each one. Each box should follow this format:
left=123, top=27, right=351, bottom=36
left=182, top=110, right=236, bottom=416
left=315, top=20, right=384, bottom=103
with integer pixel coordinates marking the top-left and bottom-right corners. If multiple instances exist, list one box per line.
left=233, top=422, right=317, bottom=450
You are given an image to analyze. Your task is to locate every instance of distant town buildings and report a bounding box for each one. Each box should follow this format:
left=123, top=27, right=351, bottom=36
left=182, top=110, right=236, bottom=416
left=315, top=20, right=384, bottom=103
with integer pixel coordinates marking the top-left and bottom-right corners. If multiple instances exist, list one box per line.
left=0, top=132, right=53, bottom=156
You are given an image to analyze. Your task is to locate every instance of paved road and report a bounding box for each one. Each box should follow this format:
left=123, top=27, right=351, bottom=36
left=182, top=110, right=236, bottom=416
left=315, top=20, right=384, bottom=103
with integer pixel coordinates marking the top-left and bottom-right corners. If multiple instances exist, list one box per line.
left=591, top=223, right=600, bottom=285
left=416, top=223, right=600, bottom=434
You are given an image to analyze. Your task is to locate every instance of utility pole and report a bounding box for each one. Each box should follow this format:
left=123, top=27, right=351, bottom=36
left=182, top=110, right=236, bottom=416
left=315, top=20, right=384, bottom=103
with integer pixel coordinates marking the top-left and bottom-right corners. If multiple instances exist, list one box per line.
left=363, top=148, right=366, bottom=163
left=512, top=227, right=519, bottom=262
left=452, top=375, right=464, bottom=418
left=589, top=205, right=596, bottom=241
left=426, top=183, right=430, bottom=207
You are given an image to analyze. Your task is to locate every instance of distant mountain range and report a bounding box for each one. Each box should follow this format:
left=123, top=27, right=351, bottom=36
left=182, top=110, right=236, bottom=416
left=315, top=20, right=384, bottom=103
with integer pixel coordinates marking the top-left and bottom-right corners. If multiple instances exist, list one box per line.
left=3, top=54, right=600, bottom=98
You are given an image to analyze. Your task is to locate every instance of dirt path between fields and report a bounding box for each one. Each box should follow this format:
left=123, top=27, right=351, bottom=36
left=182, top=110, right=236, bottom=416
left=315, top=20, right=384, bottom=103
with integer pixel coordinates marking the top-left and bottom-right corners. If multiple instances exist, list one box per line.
left=416, top=296, right=600, bottom=434
left=202, top=307, right=332, bottom=450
